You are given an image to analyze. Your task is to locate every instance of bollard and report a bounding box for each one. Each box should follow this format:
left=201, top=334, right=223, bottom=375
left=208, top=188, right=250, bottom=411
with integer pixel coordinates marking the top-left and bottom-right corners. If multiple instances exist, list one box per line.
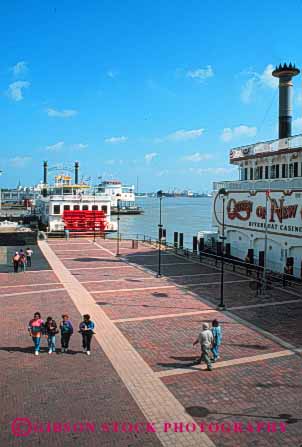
left=193, top=236, right=198, bottom=254
left=174, top=232, right=178, bottom=249
left=179, top=233, right=184, bottom=249
left=132, top=240, right=138, bottom=249
left=198, top=238, right=204, bottom=252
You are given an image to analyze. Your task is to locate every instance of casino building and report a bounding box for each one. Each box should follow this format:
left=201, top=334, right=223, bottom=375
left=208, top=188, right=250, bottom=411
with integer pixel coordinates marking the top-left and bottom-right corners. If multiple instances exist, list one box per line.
left=212, top=63, right=302, bottom=277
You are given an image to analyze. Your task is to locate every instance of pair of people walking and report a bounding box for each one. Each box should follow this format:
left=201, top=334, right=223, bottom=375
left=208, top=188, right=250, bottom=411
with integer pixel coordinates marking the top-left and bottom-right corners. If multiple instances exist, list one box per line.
left=28, top=313, right=94, bottom=355
left=12, top=248, right=33, bottom=273
left=193, top=319, right=222, bottom=371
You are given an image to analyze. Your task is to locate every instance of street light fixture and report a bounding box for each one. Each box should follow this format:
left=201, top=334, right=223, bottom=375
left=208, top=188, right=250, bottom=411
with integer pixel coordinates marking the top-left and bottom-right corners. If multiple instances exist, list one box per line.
left=116, top=193, right=121, bottom=257
left=218, top=188, right=228, bottom=310
left=157, top=190, right=163, bottom=277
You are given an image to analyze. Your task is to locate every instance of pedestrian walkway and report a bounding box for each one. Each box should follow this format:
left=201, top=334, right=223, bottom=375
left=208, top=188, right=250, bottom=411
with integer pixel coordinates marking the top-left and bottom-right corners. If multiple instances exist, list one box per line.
left=1, top=237, right=301, bottom=447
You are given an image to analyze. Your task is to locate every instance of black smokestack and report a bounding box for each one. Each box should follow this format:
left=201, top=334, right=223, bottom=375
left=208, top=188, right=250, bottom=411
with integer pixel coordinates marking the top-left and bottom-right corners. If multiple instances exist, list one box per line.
left=272, top=63, right=300, bottom=139
left=42, top=161, right=48, bottom=197
left=75, top=161, right=79, bottom=184
left=43, top=161, right=48, bottom=184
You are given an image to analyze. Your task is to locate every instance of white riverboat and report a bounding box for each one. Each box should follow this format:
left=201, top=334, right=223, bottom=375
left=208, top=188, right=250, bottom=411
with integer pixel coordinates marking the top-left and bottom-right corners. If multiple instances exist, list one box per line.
left=212, top=63, right=302, bottom=278
left=36, top=163, right=117, bottom=233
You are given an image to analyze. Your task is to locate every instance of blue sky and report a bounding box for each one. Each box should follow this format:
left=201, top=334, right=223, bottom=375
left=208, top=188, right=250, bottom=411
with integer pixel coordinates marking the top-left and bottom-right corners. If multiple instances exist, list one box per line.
left=1, top=0, right=302, bottom=190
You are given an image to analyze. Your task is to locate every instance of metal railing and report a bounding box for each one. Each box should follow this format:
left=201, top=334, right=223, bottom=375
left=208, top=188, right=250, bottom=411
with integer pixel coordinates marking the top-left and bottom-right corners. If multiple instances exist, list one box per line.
left=108, top=233, right=302, bottom=290
left=213, top=178, right=302, bottom=191
left=229, top=133, right=302, bottom=161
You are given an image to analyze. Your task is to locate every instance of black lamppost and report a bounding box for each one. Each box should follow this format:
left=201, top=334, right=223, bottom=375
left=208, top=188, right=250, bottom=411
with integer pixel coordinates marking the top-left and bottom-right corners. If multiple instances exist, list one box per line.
left=218, top=188, right=228, bottom=310
left=116, top=193, right=121, bottom=257
left=93, top=186, right=96, bottom=243
left=157, top=190, right=163, bottom=277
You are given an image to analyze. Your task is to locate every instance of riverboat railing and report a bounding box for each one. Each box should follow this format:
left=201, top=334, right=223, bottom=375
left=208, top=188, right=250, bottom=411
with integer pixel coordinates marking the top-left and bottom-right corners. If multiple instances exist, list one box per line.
left=213, top=177, right=302, bottom=192
left=229, top=133, right=302, bottom=161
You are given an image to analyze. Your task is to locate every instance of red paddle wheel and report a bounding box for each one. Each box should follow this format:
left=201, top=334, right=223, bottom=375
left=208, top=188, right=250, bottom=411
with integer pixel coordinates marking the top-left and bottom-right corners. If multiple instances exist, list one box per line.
left=62, top=210, right=107, bottom=236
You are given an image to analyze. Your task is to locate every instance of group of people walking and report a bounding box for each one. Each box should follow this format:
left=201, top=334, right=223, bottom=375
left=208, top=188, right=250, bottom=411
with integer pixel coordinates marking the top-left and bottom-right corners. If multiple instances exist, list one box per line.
left=193, top=319, right=222, bottom=371
left=27, top=311, right=220, bottom=367
left=12, top=248, right=33, bottom=273
left=28, top=312, right=95, bottom=356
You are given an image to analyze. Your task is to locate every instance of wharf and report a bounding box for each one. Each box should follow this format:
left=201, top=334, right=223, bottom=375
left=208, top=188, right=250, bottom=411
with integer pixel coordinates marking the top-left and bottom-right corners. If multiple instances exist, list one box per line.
left=0, top=237, right=301, bottom=447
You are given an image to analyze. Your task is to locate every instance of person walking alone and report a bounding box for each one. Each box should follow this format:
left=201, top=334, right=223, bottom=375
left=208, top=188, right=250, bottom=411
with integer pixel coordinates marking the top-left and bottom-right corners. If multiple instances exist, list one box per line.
left=60, top=314, right=73, bottom=353
left=79, top=314, right=95, bottom=355
left=44, top=316, right=58, bottom=354
left=26, top=247, right=33, bottom=267
left=28, top=312, right=44, bottom=355
left=193, top=322, right=214, bottom=371
left=12, top=251, right=20, bottom=273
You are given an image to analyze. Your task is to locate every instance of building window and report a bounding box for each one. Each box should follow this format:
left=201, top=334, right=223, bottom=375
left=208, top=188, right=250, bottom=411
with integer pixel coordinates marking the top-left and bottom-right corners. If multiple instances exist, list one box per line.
left=82, top=205, right=89, bottom=210
left=275, top=164, right=280, bottom=178
left=282, top=164, right=288, bottom=178
left=294, top=162, right=298, bottom=177
left=265, top=166, right=269, bottom=179
left=74, top=205, right=80, bottom=210
left=255, top=166, right=263, bottom=180
left=289, top=163, right=294, bottom=178
left=64, top=205, right=70, bottom=211
left=53, top=205, right=60, bottom=214
left=101, top=205, right=108, bottom=213
left=92, top=205, right=98, bottom=210
left=270, top=165, right=277, bottom=179
left=250, top=167, right=254, bottom=180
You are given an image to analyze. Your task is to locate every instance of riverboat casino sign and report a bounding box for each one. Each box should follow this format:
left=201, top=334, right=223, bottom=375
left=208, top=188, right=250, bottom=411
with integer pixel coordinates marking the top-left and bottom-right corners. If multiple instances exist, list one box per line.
left=226, top=196, right=302, bottom=234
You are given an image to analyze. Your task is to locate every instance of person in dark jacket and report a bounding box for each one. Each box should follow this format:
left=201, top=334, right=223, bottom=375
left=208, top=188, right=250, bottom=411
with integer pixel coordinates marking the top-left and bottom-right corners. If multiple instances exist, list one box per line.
left=79, top=314, right=95, bottom=355
left=60, top=314, right=73, bottom=353
left=44, top=317, right=58, bottom=354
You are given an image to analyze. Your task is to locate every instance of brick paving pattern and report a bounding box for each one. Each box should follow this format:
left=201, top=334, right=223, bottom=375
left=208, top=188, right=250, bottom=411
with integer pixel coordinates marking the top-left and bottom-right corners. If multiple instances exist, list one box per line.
left=1, top=237, right=301, bottom=447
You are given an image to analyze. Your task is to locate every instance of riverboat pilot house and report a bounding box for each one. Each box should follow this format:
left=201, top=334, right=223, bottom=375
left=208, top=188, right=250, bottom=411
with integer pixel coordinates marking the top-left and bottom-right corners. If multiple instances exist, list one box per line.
left=213, top=63, right=302, bottom=278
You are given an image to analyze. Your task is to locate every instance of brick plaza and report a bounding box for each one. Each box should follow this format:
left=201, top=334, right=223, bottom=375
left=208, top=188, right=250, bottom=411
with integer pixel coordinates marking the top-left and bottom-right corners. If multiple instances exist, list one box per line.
left=0, top=238, right=301, bottom=446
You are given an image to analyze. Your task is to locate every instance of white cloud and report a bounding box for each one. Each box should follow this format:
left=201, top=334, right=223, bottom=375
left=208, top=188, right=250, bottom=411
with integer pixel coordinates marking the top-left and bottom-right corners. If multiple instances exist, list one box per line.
left=144, top=152, right=158, bottom=163
left=47, top=108, right=78, bottom=118
left=8, top=81, right=30, bottom=101
left=12, top=61, right=28, bottom=77
left=188, top=166, right=236, bottom=176
left=221, top=125, right=257, bottom=142
left=182, top=152, right=212, bottom=162
left=104, top=136, right=128, bottom=144
left=156, top=169, right=169, bottom=176
left=293, top=117, right=302, bottom=133
left=71, top=143, right=88, bottom=151
left=9, top=156, right=32, bottom=168
left=259, top=64, right=279, bottom=89
left=156, top=128, right=204, bottom=143
left=187, top=65, right=214, bottom=81
left=240, top=79, right=255, bottom=104
left=107, top=70, right=118, bottom=79
left=241, top=64, right=278, bottom=104
left=46, top=141, right=65, bottom=152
